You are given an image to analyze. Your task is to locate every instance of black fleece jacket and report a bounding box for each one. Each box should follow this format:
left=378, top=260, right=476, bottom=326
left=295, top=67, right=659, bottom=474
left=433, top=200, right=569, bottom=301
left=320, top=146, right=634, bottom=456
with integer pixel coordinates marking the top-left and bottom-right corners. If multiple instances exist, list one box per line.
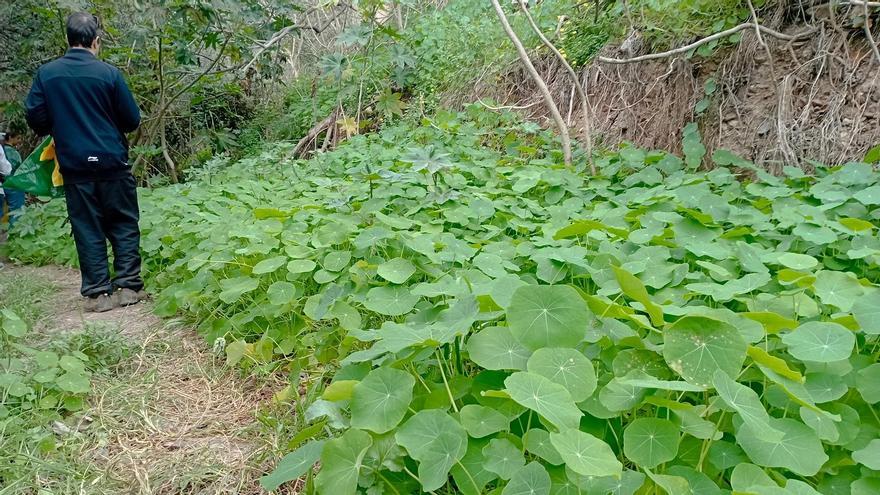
left=25, top=49, right=141, bottom=184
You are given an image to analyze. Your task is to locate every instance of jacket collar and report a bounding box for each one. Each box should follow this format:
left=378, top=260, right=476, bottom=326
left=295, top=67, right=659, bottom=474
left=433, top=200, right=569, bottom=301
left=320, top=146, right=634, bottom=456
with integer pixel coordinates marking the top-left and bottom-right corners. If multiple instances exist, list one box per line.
left=65, top=48, right=97, bottom=60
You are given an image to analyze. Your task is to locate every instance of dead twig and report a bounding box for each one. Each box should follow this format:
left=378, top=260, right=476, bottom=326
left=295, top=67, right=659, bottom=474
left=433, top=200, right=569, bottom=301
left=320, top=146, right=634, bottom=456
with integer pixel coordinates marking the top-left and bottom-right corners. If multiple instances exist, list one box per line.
left=597, top=23, right=817, bottom=64
left=477, top=99, right=543, bottom=111
left=289, top=108, right=340, bottom=159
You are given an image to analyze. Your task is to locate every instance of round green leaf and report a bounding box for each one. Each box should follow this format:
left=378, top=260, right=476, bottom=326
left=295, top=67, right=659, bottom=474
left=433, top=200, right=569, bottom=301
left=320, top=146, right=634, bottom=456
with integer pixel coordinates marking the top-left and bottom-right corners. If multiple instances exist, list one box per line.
left=504, top=371, right=582, bottom=431
left=323, top=250, right=352, bottom=272
left=32, top=368, right=58, bottom=384
left=550, top=428, right=622, bottom=477
left=395, top=409, right=467, bottom=491
left=799, top=406, right=839, bottom=442
left=854, top=185, right=880, bottom=205
left=812, top=271, right=864, bottom=311
left=506, top=285, right=589, bottom=351
left=315, top=429, right=372, bottom=495
left=663, top=315, right=746, bottom=388
left=267, top=281, right=297, bottom=306
left=55, top=371, right=91, bottom=394
left=313, top=269, right=339, bottom=284
left=59, top=355, right=86, bottom=372
left=523, top=429, right=564, bottom=465
left=776, top=253, right=818, bottom=271
left=350, top=367, right=414, bottom=434
left=527, top=348, right=596, bottom=402
left=623, top=418, right=680, bottom=468
left=483, top=438, right=525, bottom=480
left=377, top=257, right=417, bottom=284
left=803, top=372, right=848, bottom=403
left=707, top=441, right=747, bottom=470
left=363, top=286, right=419, bottom=316
left=852, top=292, right=880, bottom=335
left=252, top=256, right=287, bottom=274
left=730, top=463, right=776, bottom=492
left=460, top=404, right=509, bottom=438
left=502, top=461, right=551, bottom=495
left=34, top=351, right=59, bottom=369
left=330, top=301, right=361, bottom=331
left=856, top=364, right=880, bottom=404
left=734, top=418, right=828, bottom=476
left=466, top=326, right=530, bottom=371
left=287, top=259, right=317, bottom=274
left=781, top=322, right=854, bottom=362
left=1, top=309, right=26, bottom=337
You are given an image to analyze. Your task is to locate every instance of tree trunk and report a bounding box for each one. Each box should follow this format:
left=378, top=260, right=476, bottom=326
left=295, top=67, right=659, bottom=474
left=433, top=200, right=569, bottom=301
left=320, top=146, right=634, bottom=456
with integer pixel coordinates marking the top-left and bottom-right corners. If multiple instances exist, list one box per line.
left=490, top=0, right=572, bottom=167
left=518, top=1, right=596, bottom=174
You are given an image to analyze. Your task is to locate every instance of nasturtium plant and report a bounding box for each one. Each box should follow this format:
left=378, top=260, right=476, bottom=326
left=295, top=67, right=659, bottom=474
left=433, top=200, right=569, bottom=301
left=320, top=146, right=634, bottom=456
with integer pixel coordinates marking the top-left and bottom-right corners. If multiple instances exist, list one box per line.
left=623, top=418, right=680, bottom=468
left=10, top=108, right=880, bottom=494
left=505, top=285, right=589, bottom=350
left=350, top=367, right=414, bottom=434
left=0, top=310, right=94, bottom=443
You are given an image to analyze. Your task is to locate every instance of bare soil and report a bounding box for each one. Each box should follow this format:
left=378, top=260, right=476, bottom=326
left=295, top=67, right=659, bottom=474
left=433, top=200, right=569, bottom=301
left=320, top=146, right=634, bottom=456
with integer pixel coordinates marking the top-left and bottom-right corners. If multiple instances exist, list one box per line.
left=465, top=9, right=880, bottom=169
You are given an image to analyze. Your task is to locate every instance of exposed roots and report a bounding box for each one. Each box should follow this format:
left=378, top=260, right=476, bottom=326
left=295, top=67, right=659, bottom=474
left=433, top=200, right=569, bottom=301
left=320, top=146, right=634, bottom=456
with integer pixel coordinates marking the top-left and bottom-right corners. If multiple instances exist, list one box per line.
left=459, top=1, right=880, bottom=168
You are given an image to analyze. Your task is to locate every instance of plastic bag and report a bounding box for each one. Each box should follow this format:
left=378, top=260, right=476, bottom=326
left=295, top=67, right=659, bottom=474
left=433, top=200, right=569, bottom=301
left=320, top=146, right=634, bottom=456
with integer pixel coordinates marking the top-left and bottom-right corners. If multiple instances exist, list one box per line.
left=3, top=137, right=64, bottom=198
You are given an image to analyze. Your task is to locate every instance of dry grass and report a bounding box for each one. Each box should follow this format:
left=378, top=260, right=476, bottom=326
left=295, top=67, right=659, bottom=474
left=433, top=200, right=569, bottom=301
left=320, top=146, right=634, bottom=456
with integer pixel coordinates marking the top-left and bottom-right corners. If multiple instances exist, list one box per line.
left=83, top=322, right=274, bottom=495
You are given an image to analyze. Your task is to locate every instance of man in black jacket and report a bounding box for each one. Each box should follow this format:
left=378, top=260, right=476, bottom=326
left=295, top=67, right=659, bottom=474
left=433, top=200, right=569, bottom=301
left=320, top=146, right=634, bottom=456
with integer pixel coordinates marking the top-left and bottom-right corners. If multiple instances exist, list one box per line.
left=26, top=12, right=145, bottom=313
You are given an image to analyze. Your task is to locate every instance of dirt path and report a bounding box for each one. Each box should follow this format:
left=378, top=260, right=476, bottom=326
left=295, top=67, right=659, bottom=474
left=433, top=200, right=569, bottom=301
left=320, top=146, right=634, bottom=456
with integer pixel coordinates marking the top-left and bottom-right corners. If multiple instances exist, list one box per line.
left=2, top=264, right=284, bottom=495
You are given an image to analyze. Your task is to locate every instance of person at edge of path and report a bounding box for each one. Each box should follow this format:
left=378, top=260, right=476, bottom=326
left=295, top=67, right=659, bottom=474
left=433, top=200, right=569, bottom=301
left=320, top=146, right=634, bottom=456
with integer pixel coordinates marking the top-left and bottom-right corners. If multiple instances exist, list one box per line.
left=1, top=131, right=26, bottom=231
left=25, top=12, right=145, bottom=313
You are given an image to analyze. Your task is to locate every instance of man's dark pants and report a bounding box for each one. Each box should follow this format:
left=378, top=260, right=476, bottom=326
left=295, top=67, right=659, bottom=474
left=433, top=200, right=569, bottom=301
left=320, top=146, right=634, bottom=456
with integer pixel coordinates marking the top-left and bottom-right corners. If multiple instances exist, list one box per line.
left=63, top=175, right=143, bottom=297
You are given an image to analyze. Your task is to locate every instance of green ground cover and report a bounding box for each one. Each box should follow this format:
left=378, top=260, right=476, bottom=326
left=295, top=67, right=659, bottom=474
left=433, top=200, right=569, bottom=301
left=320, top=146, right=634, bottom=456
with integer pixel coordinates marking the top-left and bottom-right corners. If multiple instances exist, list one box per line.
left=5, top=107, right=880, bottom=494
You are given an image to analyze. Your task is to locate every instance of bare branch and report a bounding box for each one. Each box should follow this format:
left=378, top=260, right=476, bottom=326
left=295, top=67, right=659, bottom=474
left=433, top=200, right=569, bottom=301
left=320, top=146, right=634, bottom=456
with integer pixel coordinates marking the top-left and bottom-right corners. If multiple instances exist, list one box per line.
left=518, top=0, right=596, bottom=174
left=240, top=7, right=347, bottom=74
left=160, top=36, right=232, bottom=116
left=289, top=108, right=340, bottom=159
left=491, top=0, right=572, bottom=167
left=477, top=99, right=543, bottom=110
left=861, top=1, right=880, bottom=64
left=597, top=23, right=817, bottom=64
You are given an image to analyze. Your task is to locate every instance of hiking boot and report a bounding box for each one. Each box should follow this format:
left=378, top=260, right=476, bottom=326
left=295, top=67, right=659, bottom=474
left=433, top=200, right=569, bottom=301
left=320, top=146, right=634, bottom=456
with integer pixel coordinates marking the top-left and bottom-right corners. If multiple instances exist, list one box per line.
left=116, top=288, right=147, bottom=307
left=84, top=293, right=116, bottom=313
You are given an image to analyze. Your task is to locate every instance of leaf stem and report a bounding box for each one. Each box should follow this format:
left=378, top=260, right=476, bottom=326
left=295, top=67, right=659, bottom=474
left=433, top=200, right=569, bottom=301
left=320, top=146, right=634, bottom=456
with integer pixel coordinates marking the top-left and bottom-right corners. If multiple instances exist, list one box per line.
left=436, top=350, right=459, bottom=412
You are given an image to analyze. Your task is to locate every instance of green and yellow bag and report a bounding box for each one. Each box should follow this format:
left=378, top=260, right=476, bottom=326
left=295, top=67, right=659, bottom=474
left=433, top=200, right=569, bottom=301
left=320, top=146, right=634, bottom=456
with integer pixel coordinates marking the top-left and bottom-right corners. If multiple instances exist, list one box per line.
left=4, top=137, right=64, bottom=198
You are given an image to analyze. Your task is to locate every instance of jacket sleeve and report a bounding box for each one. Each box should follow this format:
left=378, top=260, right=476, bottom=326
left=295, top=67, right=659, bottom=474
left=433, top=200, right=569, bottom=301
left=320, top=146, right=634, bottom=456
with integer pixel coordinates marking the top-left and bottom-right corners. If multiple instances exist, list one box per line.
left=0, top=145, right=11, bottom=177
left=25, top=72, right=52, bottom=137
left=113, top=69, right=141, bottom=133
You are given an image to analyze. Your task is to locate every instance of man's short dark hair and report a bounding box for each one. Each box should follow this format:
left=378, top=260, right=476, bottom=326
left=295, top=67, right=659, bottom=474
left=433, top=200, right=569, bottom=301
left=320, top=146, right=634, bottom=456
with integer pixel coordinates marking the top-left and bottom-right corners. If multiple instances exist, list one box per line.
left=67, top=12, right=101, bottom=48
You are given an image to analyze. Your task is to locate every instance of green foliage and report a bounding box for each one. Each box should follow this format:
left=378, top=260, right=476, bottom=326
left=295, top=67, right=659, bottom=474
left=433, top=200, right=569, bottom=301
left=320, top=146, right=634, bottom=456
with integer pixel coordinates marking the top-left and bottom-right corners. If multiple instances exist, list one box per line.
left=9, top=106, right=880, bottom=494
left=0, top=310, right=95, bottom=486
